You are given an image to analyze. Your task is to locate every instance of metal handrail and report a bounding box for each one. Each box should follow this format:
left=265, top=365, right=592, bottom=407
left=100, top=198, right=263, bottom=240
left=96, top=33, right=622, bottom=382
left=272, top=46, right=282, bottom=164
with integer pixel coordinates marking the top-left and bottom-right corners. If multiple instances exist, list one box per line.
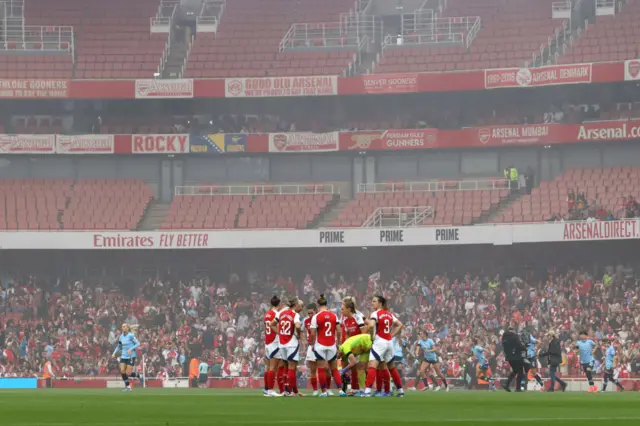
left=175, top=184, right=338, bottom=196
left=358, top=179, right=517, bottom=193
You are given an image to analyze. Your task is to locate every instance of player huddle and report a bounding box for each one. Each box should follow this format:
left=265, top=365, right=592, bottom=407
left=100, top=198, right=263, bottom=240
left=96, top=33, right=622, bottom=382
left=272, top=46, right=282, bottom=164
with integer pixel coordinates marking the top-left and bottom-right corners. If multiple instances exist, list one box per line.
left=263, top=294, right=406, bottom=397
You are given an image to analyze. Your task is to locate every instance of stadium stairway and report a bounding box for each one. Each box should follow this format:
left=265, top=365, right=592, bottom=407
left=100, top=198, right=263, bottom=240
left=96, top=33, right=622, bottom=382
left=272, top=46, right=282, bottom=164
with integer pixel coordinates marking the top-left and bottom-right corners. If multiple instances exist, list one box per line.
left=137, top=202, right=171, bottom=230
left=473, top=189, right=527, bottom=224
left=316, top=198, right=350, bottom=228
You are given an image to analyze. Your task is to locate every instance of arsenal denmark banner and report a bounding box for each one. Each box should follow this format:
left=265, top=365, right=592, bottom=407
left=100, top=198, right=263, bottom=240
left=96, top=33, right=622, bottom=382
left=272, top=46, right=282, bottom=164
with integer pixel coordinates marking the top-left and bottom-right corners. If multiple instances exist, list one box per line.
left=0, top=79, right=69, bottom=98
left=484, top=64, right=592, bottom=89
left=225, top=76, right=338, bottom=98
left=340, top=129, right=438, bottom=150
left=56, top=135, right=114, bottom=154
left=0, top=134, right=56, bottom=154
left=361, top=73, right=419, bottom=94
left=624, top=59, right=640, bottom=81
left=135, top=79, right=194, bottom=99
left=131, top=134, right=190, bottom=154
left=268, top=132, right=339, bottom=153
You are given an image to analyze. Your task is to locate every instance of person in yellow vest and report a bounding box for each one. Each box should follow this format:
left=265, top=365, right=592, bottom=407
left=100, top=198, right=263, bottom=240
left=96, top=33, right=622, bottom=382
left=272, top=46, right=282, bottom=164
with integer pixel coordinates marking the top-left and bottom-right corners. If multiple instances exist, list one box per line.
left=189, top=357, right=199, bottom=388
left=43, top=359, right=56, bottom=388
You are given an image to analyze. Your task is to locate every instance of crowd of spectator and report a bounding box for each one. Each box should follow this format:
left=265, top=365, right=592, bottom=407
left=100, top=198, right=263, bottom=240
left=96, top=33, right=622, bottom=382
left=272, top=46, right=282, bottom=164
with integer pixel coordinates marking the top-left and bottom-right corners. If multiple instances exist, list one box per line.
left=1, top=256, right=640, bottom=384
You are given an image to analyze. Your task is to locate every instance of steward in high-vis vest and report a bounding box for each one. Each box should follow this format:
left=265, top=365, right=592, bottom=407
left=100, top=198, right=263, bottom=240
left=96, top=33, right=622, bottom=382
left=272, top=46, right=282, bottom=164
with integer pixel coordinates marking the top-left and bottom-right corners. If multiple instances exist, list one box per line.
left=189, top=357, right=199, bottom=388
left=43, top=360, right=56, bottom=388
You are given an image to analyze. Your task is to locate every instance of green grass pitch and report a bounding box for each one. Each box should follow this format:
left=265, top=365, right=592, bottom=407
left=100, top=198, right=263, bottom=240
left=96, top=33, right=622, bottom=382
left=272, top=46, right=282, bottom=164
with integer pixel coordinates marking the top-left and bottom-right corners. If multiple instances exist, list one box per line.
left=1, top=389, right=639, bottom=426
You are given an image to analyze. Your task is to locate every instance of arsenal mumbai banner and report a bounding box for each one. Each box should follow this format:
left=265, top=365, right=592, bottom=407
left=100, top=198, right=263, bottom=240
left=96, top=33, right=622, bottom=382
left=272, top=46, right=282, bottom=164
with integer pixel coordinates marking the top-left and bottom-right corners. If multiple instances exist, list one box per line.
left=135, top=79, right=194, bottom=99
left=268, top=132, right=339, bottom=153
left=131, top=134, right=190, bottom=154
left=484, top=64, right=592, bottom=89
left=0, top=134, right=56, bottom=154
left=0, top=79, right=69, bottom=98
left=624, top=59, right=640, bottom=81
left=361, top=73, right=419, bottom=94
left=225, top=76, right=338, bottom=98
left=340, top=129, right=438, bottom=150
left=56, top=135, right=114, bottom=154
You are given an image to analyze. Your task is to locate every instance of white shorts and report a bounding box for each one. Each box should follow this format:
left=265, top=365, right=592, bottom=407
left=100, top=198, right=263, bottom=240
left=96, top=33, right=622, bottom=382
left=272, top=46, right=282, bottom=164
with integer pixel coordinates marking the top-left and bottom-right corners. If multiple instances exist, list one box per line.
left=313, top=343, right=337, bottom=362
left=279, top=343, right=300, bottom=362
left=306, top=346, right=317, bottom=363
left=370, top=338, right=394, bottom=363
left=265, top=341, right=280, bottom=360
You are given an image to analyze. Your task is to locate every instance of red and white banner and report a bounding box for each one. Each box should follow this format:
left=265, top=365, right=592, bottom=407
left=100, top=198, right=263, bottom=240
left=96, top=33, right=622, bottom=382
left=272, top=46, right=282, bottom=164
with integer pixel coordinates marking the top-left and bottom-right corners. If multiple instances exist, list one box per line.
left=624, top=59, right=640, bottom=81
left=0, top=134, right=56, bottom=154
left=56, top=135, right=114, bottom=154
left=475, top=124, right=554, bottom=145
left=268, top=132, right=339, bottom=153
left=361, top=73, right=419, bottom=94
left=131, top=134, right=190, bottom=154
left=484, top=64, right=592, bottom=89
left=341, top=129, right=438, bottom=150
left=225, top=76, right=338, bottom=98
left=134, top=79, right=194, bottom=99
left=0, top=79, right=69, bottom=98
left=562, top=220, right=640, bottom=241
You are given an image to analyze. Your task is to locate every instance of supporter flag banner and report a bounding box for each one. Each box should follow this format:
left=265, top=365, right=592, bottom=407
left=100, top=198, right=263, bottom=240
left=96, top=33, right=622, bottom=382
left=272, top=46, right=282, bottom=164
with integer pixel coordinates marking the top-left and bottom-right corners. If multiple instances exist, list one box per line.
left=134, top=79, right=194, bottom=99
left=268, top=132, right=339, bottom=153
left=0, top=79, right=69, bottom=98
left=131, top=134, right=190, bottom=154
left=224, top=134, right=247, bottom=152
left=0, top=134, right=56, bottom=154
left=225, top=76, right=338, bottom=98
left=484, top=64, right=592, bottom=89
left=190, top=134, right=225, bottom=154
left=624, top=59, right=640, bottom=81
left=56, top=135, right=114, bottom=154
left=361, top=73, right=419, bottom=94
left=341, top=129, right=438, bottom=150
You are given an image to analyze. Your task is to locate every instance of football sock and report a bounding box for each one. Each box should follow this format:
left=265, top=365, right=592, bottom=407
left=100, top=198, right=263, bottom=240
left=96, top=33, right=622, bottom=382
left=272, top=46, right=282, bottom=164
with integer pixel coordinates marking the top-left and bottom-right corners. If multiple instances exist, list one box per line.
left=383, top=369, right=390, bottom=393
left=277, top=367, right=286, bottom=393
left=288, top=369, right=297, bottom=393
left=441, top=376, right=448, bottom=388
left=268, top=370, right=276, bottom=390
left=325, top=369, right=331, bottom=389
left=586, top=370, right=594, bottom=386
left=390, top=368, right=403, bottom=390
left=534, top=374, right=543, bottom=386
left=423, top=377, right=429, bottom=388
left=310, top=376, right=318, bottom=391
left=331, top=369, right=343, bottom=389
left=376, top=369, right=383, bottom=391
left=365, top=367, right=377, bottom=388
left=121, top=373, right=129, bottom=387
left=264, top=372, right=269, bottom=391
left=350, top=367, right=360, bottom=390
left=318, top=368, right=327, bottom=391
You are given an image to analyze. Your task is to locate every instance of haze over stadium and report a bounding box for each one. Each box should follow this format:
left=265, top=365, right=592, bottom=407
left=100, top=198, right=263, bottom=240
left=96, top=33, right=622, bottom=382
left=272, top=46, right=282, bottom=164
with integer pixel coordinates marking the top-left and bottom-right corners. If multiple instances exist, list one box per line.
left=1, top=0, right=640, bottom=423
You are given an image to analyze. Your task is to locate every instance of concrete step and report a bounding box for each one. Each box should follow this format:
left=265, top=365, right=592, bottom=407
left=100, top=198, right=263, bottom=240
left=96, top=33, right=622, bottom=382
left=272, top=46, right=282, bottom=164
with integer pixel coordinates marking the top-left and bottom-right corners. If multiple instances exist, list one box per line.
left=137, top=202, right=171, bottom=231
left=317, top=199, right=350, bottom=228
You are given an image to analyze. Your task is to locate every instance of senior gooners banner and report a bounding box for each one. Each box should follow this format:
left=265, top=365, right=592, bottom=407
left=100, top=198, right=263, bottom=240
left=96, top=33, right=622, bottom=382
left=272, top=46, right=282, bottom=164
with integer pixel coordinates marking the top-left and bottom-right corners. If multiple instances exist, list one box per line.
left=225, top=76, right=338, bottom=98
left=0, top=79, right=69, bottom=98
left=268, top=132, right=339, bottom=153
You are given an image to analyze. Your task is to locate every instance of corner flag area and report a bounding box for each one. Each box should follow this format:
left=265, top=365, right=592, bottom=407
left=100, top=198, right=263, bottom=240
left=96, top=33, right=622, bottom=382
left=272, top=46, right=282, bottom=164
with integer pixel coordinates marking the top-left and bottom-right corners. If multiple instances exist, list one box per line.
left=2, top=389, right=640, bottom=426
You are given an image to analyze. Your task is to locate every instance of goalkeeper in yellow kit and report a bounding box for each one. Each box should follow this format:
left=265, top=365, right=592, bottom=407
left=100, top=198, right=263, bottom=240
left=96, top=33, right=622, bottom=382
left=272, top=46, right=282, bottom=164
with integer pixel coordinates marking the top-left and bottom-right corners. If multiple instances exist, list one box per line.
left=338, top=334, right=373, bottom=395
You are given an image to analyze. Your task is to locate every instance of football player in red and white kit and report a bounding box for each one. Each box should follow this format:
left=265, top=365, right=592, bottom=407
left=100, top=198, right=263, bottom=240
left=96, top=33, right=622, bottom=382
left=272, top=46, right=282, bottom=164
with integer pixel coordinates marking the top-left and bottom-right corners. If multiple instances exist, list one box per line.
left=263, top=295, right=282, bottom=397
left=363, top=295, right=404, bottom=397
left=303, top=303, right=320, bottom=395
left=340, top=296, right=365, bottom=392
left=272, top=297, right=304, bottom=396
left=310, top=294, right=345, bottom=397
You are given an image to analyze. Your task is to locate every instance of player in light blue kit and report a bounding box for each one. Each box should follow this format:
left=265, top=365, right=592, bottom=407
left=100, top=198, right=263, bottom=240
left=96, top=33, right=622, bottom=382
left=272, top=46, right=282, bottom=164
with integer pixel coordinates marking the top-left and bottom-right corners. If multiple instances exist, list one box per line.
left=524, top=332, right=544, bottom=388
left=414, top=331, right=448, bottom=391
left=112, top=323, right=141, bottom=392
left=392, top=336, right=406, bottom=390
left=602, top=339, right=624, bottom=392
left=472, top=339, right=495, bottom=391
left=574, top=330, right=597, bottom=392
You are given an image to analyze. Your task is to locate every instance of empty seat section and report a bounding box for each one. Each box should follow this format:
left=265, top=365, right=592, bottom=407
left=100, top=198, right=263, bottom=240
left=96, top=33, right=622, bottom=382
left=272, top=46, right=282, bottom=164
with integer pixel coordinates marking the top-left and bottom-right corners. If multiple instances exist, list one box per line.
left=0, top=54, right=73, bottom=79
left=26, top=0, right=166, bottom=79
left=333, top=179, right=510, bottom=227
left=184, top=0, right=355, bottom=78
left=375, top=0, right=566, bottom=73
